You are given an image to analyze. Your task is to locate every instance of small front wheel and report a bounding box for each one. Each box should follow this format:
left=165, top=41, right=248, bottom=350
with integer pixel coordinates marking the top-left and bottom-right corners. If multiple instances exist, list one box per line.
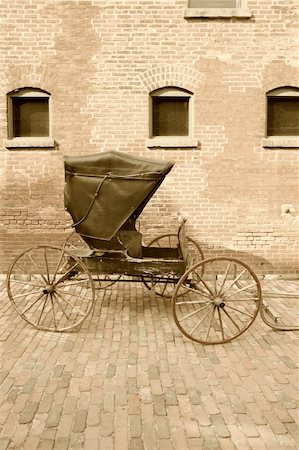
left=172, top=257, right=262, bottom=344
left=6, top=245, right=95, bottom=332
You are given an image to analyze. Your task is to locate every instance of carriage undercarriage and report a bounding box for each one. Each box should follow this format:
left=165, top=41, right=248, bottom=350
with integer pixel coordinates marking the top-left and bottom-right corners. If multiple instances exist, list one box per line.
left=6, top=228, right=298, bottom=345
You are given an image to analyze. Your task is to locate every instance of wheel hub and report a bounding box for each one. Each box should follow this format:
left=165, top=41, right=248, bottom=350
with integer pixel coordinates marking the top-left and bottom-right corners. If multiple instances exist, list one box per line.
left=43, top=284, right=55, bottom=295
left=213, top=296, right=225, bottom=308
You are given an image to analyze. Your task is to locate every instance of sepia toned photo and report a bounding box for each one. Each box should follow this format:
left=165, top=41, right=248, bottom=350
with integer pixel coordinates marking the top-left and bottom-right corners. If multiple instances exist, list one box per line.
left=0, top=1, right=298, bottom=449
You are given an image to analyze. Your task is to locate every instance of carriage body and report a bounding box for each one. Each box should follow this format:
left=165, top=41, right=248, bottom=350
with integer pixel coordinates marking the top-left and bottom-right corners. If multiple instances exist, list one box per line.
left=64, top=151, right=189, bottom=281
left=64, top=151, right=174, bottom=258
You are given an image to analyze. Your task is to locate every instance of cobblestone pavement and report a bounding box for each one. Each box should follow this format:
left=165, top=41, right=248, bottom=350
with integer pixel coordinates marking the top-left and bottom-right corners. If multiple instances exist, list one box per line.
left=0, top=278, right=298, bottom=449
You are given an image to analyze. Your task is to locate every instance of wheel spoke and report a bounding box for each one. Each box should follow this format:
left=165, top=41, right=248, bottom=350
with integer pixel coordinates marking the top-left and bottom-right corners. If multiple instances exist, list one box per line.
left=56, top=260, right=70, bottom=276
left=56, top=287, right=93, bottom=302
left=43, top=247, right=50, bottom=283
left=49, top=294, right=57, bottom=331
left=220, top=269, right=247, bottom=295
left=175, top=299, right=211, bottom=306
left=52, top=249, right=66, bottom=283
left=211, top=263, right=218, bottom=295
left=21, top=291, right=45, bottom=315
left=225, top=297, right=259, bottom=302
left=181, top=283, right=212, bottom=300
left=225, top=283, right=257, bottom=299
left=179, top=303, right=211, bottom=323
left=224, top=304, right=254, bottom=319
left=55, top=278, right=89, bottom=288
left=218, top=262, right=231, bottom=294
left=217, top=307, right=225, bottom=340
left=221, top=307, right=241, bottom=330
left=205, top=306, right=216, bottom=341
left=37, top=294, right=49, bottom=326
left=52, top=293, right=71, bottom=320
left=9, top=278, right=44, bottom=288
left=54, top=290, right=86, bottom=316
left=190, top=305, right=214, bottom=336
left=13, top=289, right=44, bottom=299
left=15, top=263, right=45, bottom=285
left=53, top=262, right=80, bottom=287
left=193, top=274, right=215, bottom=297
left=27, top=253, right=48, bottom=284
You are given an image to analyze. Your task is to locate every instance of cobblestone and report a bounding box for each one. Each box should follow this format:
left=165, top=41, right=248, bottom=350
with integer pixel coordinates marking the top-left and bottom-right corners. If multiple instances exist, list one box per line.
left=0, top=280, right=298, bottom=449
left=73, top=410, right=87, bottom=433
left=45, top=405, right=63, bottom=429
left=19, top=402, right=39, bottom=424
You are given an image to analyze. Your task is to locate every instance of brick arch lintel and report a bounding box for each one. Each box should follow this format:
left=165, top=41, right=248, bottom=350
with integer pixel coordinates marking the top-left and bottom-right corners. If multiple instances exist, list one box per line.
left=262, top=62, right=299, bottom=95
left=1, top=65, right=57, bottom=96
left=138, top=65, right=204, bottom=94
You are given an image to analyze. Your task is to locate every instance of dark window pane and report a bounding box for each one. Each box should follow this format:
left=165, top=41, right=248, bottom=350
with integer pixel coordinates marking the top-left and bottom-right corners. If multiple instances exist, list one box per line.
left=12, top=98, right=49, bottom=137
left=267, top=97, right=299, bottom=136
left=153, top=97, right=189, bottom=136
left=189, top=0, right=237, bottom=7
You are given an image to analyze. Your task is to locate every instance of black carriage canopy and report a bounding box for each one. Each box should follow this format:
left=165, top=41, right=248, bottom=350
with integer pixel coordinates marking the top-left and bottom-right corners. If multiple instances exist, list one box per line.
left=64, top=151, right=174, bottom=241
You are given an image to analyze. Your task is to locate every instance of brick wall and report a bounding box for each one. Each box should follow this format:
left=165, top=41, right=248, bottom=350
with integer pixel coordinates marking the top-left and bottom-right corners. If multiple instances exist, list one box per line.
left=0, top=0, right=298, bottom=275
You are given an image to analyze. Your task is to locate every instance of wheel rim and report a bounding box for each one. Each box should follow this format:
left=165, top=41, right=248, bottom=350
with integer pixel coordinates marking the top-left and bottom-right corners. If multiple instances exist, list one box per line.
left=172, top=257, right=262, bottom=344
left=7, top=245, right=95, bottom=332
left=143, top=233, right=204, bottom=298
left=64, top=231, right=121, bottom=288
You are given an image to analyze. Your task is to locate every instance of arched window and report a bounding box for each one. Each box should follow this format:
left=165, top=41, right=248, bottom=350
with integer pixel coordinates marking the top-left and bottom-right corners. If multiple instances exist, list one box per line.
left=266, top=87, right=299, bottom=137
left=150, top=87, right=194, bottom=138
left=7, top=87, right=51, bottom=139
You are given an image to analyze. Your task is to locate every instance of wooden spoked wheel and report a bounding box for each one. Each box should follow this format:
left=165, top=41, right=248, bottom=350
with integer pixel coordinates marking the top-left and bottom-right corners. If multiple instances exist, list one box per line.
left=143, top=233, right=204, bottom=298
left=64, top=231, right=121, bottom=288
left=6, top=245, right=95, bottom=332
left=172, top=257, right=262, bottom=344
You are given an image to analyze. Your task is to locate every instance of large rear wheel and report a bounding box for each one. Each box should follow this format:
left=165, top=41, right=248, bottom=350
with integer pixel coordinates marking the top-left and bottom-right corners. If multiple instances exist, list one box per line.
left=6, top=245, right=95, bottom=332
left=172, top=257, right=262, bottom=344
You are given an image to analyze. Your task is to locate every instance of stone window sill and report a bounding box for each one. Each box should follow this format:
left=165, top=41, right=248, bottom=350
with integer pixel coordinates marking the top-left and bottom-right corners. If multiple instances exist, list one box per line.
left=262, top=137, right=299, bottom=149
left=5, top=137, right=55, bottom=149
left=147, top=137, right=199, bottom=149
left=184, top=8, right=252, bottom=19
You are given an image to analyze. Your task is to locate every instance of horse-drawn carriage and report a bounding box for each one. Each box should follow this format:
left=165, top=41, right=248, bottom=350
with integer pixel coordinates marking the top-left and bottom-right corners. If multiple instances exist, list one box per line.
left=6, top=152, right=298, bottom=344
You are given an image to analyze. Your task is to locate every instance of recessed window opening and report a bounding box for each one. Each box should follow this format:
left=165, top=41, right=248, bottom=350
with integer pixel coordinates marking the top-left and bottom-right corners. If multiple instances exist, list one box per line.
left=7, top=88, right=51, bottom=139
left=153, top=97, right=189, bottom=137
left=266, top=87, right=299, bottom=137
left=12, top=98, right=49, bottom=137
left=150, top=87, right=193, bottom=138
